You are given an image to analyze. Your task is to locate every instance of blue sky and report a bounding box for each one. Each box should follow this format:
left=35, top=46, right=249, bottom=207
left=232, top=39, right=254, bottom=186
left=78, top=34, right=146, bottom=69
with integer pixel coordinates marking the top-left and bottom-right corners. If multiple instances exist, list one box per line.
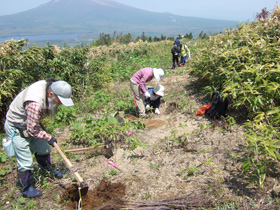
left=0, top=0, right=277, bottom=21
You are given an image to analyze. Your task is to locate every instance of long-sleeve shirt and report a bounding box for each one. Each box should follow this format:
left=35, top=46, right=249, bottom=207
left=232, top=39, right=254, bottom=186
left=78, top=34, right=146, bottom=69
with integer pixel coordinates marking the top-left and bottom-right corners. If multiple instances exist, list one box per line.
left=147, top=88, right=160, bottom=102
left=25, top=101, right=52, bottom=141
left=180, top=45, right=191, bottom=58
left=171, top=46, right=180, bottom=55
left=130, top=67, right=154, bottom=94
left=145, top=88, right=161, bottom=109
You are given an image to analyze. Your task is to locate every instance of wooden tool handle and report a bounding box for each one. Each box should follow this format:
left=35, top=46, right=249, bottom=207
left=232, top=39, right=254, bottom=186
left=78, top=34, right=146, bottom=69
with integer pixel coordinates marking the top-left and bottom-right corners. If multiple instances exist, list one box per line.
left=54, top=142, right=84, bottom=184
left=64, top=145, right=105, bottom=153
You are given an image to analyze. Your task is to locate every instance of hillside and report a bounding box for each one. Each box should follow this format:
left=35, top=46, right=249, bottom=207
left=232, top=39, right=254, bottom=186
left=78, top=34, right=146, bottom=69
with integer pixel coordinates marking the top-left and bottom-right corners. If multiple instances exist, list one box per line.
left=0, top=65, right=277, bottom=209
left=0, top=0, right=239, bottom=39
left=0, top=67, right=251, bottom=209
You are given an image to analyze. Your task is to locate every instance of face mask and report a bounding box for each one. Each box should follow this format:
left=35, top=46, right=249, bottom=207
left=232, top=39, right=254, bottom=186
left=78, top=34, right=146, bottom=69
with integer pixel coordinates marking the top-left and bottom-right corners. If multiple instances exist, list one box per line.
left=48, top=94, right=58, bottom=119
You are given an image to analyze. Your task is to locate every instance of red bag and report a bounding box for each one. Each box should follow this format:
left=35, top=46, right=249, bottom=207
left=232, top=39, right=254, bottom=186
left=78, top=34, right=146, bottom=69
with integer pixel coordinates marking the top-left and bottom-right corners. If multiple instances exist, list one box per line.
left=196, top=104, right=211, bottom=115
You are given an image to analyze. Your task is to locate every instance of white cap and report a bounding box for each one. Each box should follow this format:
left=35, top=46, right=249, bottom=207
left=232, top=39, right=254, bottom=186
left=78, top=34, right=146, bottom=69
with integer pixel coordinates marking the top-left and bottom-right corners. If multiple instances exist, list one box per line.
left=51, top=81, right=74, bottom=106
left=153, top=68, right=164, bottom=81
left=154, top=85, right=165, bottom=96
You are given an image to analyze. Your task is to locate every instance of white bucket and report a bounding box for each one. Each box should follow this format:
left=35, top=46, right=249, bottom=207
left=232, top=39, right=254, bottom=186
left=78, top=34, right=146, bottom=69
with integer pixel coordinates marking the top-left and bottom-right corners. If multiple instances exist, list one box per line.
left=2, top=138, right=15, bottom=157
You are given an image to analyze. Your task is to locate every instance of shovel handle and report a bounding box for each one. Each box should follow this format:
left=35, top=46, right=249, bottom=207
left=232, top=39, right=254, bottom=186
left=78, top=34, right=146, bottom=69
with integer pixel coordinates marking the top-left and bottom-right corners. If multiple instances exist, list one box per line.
left=53, top=142, right=85, bottom=184
left=64, top=145, right=105, bottom=153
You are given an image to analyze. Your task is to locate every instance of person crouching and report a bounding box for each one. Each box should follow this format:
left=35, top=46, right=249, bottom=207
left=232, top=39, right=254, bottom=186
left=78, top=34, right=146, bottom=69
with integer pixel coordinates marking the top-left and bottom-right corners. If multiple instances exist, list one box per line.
left=145, top=85, right=165, bottom=114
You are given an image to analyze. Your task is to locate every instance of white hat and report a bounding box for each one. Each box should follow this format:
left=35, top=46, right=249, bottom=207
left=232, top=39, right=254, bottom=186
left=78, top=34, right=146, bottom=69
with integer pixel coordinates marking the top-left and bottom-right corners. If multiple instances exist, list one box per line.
left=154, top=85, right=164, bottom=96
left=51, top=81, right=74, bottom=106
left=153, top=68, right=164, bottom=81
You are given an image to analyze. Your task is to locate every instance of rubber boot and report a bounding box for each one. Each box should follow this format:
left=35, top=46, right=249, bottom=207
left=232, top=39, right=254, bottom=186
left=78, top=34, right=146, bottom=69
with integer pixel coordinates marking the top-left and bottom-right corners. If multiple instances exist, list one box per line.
left=35, top=154, right=63, bottom=179
left=17, top=170, right=42, bottom=198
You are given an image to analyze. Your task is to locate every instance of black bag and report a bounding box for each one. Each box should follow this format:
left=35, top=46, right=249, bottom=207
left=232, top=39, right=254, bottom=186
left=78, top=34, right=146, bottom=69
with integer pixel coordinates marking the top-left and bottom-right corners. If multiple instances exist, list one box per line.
left=206, top=92, right=228, bottom=119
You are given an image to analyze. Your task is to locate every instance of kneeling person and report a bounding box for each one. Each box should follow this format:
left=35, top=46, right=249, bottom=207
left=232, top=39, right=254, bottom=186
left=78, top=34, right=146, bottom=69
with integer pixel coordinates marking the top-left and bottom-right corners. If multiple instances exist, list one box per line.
left=145, top=85, right=165, bottom=114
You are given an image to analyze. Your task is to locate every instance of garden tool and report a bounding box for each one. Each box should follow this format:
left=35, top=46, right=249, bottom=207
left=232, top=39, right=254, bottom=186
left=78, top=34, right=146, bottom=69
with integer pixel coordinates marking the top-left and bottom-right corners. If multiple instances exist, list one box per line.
left=64, top=145, right=106, bottom=153
left=54, top=142, right=89, bottom=197
left=39, top=122, right=88, bottom=197
left=64, top=144, right=114, bottom=159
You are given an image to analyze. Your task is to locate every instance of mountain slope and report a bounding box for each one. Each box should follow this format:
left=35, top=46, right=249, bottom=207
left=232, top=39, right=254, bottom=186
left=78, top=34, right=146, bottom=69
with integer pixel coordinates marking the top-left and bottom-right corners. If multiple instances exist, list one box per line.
left=0, top=0, right=239, bottom=38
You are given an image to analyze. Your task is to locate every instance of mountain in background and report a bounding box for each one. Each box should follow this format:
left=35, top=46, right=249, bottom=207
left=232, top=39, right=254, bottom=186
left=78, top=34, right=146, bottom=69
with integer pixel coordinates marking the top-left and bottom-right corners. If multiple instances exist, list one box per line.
left=0, top=0, right=239, bottom=44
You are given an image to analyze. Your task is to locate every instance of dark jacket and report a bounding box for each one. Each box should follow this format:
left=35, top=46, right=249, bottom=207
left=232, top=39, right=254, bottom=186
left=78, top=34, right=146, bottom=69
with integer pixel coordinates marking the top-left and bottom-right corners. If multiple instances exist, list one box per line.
left=171, top=45, right=180, bottom=56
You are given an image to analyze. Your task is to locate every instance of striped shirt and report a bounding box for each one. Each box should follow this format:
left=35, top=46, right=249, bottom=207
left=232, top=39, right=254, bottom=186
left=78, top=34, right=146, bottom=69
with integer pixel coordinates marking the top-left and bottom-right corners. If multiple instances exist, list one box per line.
left=25, top=101, right=52, bottom=141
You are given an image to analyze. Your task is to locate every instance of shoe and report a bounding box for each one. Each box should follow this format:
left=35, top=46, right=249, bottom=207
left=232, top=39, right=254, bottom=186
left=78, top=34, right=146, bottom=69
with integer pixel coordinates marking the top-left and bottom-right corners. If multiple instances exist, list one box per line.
left=35, top=154, right=63, bottom=179
left=22, top=185, right=42, bottom=198
left=18, top=170, right=42, bottom=198
left=53, top=170, right=63, bottom=179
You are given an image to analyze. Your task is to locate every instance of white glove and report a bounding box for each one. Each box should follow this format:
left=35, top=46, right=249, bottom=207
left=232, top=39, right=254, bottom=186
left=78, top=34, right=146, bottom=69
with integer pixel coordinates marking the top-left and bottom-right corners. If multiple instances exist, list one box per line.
left=145, top=91, right=151, bottom=98
left=146, top=104, right=150, bottom=109
left=155, top=108, right=160, bottom=114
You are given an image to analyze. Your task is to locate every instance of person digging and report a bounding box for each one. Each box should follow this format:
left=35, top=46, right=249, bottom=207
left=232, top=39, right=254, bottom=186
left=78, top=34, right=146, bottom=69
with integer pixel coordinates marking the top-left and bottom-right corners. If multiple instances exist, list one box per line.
left=4, top=79, right=74, bottom=198
left=130, top=67, right=164, bottom=118
left=145, top=85, right=165, bottom=114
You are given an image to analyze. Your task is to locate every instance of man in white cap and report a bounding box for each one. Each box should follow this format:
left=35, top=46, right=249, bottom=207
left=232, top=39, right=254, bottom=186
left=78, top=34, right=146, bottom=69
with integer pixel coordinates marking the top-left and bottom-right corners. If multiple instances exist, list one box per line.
left=4, top=78, right=74, bottom=198
left=130, top=67, right=164, bottom=117
left=145, top=85, right=165, bottom=114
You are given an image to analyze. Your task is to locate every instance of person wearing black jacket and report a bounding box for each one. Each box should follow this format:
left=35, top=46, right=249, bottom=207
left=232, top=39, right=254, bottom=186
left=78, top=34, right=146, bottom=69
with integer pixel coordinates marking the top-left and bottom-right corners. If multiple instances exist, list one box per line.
left=171, top=44, right=181, bottom=69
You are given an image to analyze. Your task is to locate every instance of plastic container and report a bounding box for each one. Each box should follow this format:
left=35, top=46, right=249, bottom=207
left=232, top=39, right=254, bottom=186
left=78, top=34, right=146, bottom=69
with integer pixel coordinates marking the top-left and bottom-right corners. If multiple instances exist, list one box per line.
left=2, top=138, right=15, bottom=157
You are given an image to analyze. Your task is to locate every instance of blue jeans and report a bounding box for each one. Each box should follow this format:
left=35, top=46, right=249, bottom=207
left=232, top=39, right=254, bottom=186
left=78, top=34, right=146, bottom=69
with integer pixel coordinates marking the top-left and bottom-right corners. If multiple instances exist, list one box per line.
left=4, top=121, right=51, bottom=171
left=181, top=56, right=187, bottom=64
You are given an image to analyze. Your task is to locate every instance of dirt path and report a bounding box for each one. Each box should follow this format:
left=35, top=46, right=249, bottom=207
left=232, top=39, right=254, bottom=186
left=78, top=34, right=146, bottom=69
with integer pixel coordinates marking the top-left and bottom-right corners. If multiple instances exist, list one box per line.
left=56, top=69, right=250, bottom=209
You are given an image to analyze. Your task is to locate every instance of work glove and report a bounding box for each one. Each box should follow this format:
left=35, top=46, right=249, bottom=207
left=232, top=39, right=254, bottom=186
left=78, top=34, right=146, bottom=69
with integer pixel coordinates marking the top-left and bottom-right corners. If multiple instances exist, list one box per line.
left=155, top=108, right=160, bottom=114
left=146, top=104, right=150, bottom=109
left=145, top=91, right=151, bottom=98
left=48, top=137, right=57, bottom=147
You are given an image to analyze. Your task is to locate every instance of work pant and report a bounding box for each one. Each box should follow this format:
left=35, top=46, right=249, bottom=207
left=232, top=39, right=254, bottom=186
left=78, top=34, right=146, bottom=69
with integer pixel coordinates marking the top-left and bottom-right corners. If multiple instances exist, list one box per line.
left=4, top=121, right=51, bottom=172
left=172, top=54, right=179, bottom=68
left=130, top=80, right=145, bottom=116
left=145, top=97, right=161, bottom=109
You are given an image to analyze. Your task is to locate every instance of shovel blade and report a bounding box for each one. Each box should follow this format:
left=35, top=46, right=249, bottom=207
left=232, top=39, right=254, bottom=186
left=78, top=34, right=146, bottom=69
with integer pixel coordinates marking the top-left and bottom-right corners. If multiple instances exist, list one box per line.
left=73, top=181, right=89, bottom=201
left=79, top=181, right=89, bottom=196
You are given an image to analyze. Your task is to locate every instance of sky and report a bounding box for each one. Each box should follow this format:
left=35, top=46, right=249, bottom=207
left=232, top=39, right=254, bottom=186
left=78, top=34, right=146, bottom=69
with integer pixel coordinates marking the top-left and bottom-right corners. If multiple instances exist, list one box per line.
left=0, top=0, right=277, bottom=22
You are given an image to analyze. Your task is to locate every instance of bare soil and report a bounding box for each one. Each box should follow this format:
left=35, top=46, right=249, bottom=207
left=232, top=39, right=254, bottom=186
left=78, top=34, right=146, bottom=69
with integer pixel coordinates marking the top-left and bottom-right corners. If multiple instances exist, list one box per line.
left=1, top=68, right=279, bottom=209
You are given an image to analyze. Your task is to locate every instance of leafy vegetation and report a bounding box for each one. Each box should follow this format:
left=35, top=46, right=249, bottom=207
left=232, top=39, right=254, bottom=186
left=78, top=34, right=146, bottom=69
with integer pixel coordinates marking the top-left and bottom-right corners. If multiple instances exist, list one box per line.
left=189, top=7, right=280, bottom=186
left=1, top=5, right=280, bottom=209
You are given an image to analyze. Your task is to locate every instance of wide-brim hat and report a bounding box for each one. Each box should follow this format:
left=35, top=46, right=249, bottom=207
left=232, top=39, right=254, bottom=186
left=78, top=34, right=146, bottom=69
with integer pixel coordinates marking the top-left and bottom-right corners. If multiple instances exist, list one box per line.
left=51, top=81, right=74, bottom=106
left=154, top=85, right=165, bottom=96
left=153, top=68, right=164, bottom=81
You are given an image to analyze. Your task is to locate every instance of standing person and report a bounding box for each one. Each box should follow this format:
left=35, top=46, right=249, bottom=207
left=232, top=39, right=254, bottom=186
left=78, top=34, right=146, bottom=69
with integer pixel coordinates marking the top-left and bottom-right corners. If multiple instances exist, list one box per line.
left=174, top=37, right=180, bottom=47
left=180, top=44, right=191, bottom=66
left=171, top=44, right=181, bottom=69
left=130, top=67, right=164, bottom=117
left=4, top=79, right=74, bottom=198
left=145, top=85, right=165, bottom=114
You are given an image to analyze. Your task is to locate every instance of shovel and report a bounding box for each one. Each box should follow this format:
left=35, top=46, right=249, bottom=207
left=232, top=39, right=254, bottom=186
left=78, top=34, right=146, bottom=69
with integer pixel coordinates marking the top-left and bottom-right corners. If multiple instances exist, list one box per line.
left=39, top=122, right=88, bottom=197
left=53, top=142, right=89, bottom=197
